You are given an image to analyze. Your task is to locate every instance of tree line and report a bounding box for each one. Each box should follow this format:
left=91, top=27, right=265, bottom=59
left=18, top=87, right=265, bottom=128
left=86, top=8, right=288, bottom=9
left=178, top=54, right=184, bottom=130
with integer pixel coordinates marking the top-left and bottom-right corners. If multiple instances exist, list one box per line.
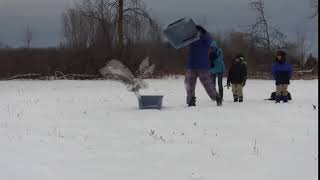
left=0, top=0, right=318, bottom=79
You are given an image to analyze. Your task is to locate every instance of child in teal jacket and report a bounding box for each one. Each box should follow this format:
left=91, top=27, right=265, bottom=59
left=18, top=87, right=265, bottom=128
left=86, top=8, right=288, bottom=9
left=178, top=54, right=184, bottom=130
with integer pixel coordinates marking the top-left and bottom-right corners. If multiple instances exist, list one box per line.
left=209, top=42, right=225, bottom=100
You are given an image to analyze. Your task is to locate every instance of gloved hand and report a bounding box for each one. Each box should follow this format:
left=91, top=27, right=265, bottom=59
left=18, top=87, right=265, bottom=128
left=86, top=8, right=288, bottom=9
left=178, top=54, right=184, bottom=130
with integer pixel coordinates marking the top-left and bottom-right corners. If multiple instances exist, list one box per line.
left=226, top=82, right=231, bottom=89
left=242, top=80, right=246, bottom=87
left=195, top=25, right=207, bottom=34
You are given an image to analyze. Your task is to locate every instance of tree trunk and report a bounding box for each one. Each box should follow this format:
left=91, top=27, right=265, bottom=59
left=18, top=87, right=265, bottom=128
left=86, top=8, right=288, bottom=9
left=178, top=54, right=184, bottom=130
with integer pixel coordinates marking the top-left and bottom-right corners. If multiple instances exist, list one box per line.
left=118, top=0, right=124, bottom=56
left=259, top=1, right=271, bottom=53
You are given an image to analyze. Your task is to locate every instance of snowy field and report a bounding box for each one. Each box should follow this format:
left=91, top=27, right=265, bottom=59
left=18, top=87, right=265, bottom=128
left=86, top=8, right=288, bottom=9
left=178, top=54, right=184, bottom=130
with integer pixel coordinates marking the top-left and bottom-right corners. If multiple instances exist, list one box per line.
left=0, top=79, right=318, bottom=180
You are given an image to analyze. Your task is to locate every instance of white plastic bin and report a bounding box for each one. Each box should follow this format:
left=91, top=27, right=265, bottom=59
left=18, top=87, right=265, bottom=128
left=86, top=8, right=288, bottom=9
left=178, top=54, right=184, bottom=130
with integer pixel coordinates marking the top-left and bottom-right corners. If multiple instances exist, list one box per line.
left=138, top=95, right=164, bottom=110
left=163, top=17, right=199, bottom=49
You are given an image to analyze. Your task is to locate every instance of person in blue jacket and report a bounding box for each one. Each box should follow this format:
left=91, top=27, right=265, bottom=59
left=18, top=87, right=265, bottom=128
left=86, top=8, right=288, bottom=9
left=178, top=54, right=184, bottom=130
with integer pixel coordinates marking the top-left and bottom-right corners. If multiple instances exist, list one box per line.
left=185, top=25, right=222, bottom=107
left=271, top=50, right=292, bottom=103
left=209, top=43, right=225, bottom=100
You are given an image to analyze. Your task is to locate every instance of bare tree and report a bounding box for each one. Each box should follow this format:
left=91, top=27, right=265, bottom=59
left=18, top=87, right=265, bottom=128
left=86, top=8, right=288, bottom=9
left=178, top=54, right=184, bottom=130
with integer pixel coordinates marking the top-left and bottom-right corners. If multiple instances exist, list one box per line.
left=295, top=28, right=311, bottom=73
left=78, top=0, right=152, bottom=47
left=63, top=0, right=153, bottom=57
left=62, top=8, right=98, bottom=48
left=118, top=0, right=124, bottom=49
left=76, top=0, right=116, bottom=49
left=309, top=0, right=318, bottom=19
left=244, top=0, right=286, bottom=53
left=304, top=53, right=318, bottom=75
left=118, top=0, right=153, bottom=51
left=123, top=9, right=158, bottom=43
left=23, top=25, right=33, bottom=49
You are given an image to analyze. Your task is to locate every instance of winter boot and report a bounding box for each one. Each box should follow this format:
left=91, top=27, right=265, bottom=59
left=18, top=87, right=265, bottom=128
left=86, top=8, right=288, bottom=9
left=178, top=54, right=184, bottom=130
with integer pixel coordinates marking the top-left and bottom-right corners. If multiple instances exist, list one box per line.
left=188, top=97, right=196, bottom=107
left=233, top=95, right=238, bottom=102
left=239, top=96, right=243, bottom=102
left=275, top=96, right=281, bottom=103
left=282, top=95, right=288, bottom=103
left=216, top=96, right=222, bottom=106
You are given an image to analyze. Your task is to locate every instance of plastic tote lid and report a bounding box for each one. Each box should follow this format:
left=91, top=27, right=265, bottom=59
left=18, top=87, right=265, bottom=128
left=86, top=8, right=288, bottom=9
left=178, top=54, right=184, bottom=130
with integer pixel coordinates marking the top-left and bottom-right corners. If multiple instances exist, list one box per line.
left=163, top=17, right=200, bottom=49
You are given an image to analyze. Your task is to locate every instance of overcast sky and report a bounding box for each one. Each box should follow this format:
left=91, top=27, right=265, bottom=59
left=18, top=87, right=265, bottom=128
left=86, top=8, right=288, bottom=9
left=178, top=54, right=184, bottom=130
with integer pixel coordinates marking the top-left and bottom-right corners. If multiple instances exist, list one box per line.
left=0, top=0, right=318, bottom=55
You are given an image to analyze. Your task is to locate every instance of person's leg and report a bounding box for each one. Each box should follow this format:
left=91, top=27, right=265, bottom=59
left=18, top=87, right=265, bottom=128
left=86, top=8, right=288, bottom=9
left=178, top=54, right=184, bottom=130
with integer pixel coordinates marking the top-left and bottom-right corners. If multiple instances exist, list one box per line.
left=217, top=73, right=224, bottom=100
left=211, top=73, right=218, bottom=100
left=275, top=85, right=282, bottom=103
left=276, top=85, right=282, bottom=96
left=238, top=84, right=244, bottom=102
left=232, top=84, right=238, bottom=102
left=185, top=70, right=198, bottom=106
left=198, top=70, right=221, bottom=106
left=282, top=84, right=289, bottom=102
left=211, top=73, right=217, bottom=87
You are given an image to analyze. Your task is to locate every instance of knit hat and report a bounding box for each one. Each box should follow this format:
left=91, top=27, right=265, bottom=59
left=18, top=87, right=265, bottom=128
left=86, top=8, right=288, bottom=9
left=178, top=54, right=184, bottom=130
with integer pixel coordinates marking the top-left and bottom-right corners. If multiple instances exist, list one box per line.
left=276, top=50, right=286, bottom=57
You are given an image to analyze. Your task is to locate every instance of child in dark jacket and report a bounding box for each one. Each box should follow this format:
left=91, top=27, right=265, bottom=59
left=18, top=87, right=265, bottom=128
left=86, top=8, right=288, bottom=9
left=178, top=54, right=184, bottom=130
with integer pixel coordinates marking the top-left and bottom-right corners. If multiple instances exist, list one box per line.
left=271, top=50, right=292, bottom=103
left=227, top=54, right=247, bottom=102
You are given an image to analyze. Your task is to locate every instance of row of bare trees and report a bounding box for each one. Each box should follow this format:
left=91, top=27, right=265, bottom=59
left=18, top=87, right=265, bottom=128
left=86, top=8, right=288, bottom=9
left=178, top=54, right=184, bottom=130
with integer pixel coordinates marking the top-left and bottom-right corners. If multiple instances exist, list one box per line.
left=228, top=0, right=317, bottom=74
left=244, top=0, right=286, bottom=53
left=310, top=0, right=318, bottom=19
left=1, top=25, right=34, bottom=49
left=0, top=0, right=317, bottom=79
left=61, top=0, right=159, bottom=57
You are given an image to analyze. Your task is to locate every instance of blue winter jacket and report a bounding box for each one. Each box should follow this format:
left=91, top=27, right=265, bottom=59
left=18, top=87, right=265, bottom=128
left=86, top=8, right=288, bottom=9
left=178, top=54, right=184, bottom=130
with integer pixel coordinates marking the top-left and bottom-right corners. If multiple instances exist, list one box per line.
left=271, top=60, right=292, bottom=85
left=186, top=33, right=214, bottom=69
left=209, top=47, right=225, bottom=74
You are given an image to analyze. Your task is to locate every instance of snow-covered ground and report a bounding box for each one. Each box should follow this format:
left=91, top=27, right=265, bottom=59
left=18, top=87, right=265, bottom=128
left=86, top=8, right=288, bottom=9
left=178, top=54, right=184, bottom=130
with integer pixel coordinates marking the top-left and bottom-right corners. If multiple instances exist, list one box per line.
left=0, top=79, right=318, bottom=180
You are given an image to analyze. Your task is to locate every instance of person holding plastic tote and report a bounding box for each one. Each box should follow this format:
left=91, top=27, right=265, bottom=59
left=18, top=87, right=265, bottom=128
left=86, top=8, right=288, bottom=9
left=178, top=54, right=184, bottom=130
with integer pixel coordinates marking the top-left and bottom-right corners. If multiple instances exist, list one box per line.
left=185, top=25, right=222, bottom=107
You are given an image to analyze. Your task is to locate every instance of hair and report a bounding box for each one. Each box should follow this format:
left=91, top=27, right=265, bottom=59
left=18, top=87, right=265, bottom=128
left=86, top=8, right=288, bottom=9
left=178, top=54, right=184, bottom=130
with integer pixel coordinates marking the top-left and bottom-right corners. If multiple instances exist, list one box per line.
left=233, top=53, right=244, bottom=61
left=232, top=54, right=243, bottom=64
left=276, top=50, right=287, bottom=63
left=276, top=50, right=286, bottom=57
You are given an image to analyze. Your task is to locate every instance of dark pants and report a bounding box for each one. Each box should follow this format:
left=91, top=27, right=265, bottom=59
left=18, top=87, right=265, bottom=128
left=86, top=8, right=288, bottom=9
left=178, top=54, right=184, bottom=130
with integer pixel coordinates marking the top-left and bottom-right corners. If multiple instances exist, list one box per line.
left=211, top=73, right=223, bottom=98
left=185, top=69, right=218, bottom=103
